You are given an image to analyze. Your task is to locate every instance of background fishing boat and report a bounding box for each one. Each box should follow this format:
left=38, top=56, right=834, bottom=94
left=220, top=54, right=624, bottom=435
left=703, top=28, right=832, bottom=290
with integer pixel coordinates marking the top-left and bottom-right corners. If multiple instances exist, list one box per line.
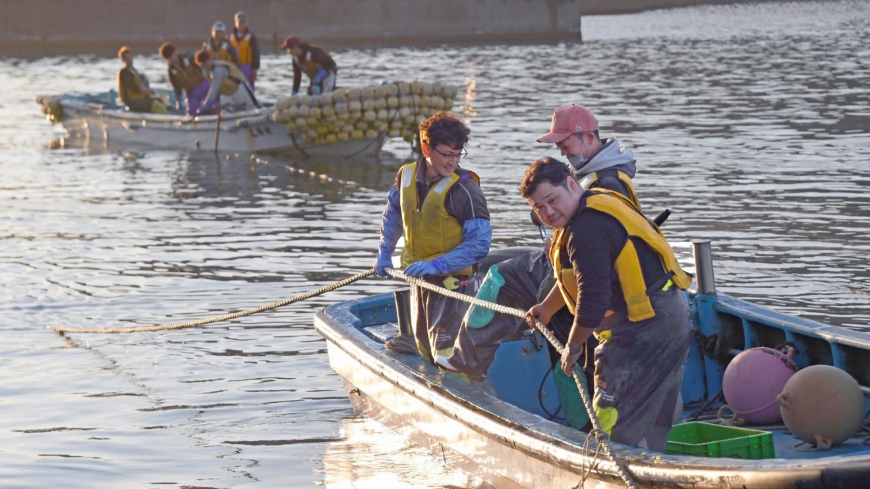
left=36, top=81, right=456, bottom=158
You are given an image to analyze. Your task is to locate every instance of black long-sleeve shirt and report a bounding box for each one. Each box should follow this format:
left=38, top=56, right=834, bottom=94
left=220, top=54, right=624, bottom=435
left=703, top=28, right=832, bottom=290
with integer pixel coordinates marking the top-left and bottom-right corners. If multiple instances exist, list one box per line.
left=561, top=192, right=669, bottom=331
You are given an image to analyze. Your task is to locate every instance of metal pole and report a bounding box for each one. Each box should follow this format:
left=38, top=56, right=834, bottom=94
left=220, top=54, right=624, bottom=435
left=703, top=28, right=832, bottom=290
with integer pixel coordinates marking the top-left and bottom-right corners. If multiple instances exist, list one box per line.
left=692, top=240, right=716, bottom=295
left=394, top=289, right=412, bottom=336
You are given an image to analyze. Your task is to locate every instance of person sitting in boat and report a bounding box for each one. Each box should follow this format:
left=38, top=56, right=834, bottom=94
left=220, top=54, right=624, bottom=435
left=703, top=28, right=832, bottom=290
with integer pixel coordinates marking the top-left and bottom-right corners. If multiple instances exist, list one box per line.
left=159, top=42, right=210, bottom=116
left=203, top=21, right=242, bottom=67
left=523, top=157, right=691, bottom=452
left=229, top=11, right=260, bottom=92
left=374, top=111, right=492, bottom=364
left=436, top=105, right=641, bottom=389
left=280, top=35, right=337, bottom=96
left=117, top=46, right=168, bottom=114
left=194, top=50, right=258, bottom=115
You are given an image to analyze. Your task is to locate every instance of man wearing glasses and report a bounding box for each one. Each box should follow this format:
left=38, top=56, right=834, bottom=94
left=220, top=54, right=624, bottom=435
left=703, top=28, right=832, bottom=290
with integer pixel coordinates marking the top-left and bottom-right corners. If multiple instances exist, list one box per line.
left=375, top=111, right=492, bottom=364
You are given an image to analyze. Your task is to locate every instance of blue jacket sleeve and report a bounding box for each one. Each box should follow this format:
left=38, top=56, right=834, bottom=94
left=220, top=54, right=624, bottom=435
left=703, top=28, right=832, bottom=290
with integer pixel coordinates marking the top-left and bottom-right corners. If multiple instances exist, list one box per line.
left=431, top=219, right=492, bottom=275
left=313, top=68, right=328, bottom=84
left=378, top=186, right=403, bottom=258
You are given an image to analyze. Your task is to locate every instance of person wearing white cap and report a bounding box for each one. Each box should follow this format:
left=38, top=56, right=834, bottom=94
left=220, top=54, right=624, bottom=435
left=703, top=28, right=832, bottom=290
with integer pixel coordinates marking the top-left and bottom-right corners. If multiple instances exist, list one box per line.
left=202, top=21, right=242, bottom=67
left=229, top=11, right=260, bottom=92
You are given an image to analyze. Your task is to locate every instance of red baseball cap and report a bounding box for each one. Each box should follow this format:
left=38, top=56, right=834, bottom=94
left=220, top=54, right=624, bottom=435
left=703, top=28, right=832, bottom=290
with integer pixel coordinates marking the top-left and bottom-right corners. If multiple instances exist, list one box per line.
left=280, top=35, right=302, bottom=50
left=537, top=104, right=599, bottom=143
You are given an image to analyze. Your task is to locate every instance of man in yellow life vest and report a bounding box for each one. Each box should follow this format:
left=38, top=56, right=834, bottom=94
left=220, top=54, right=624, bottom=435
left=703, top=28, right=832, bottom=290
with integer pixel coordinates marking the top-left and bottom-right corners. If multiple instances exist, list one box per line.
left=116, top=46, right=168, bottom=114
left=159, top=42, right=210, bottom=116
left=374, top=112, right=492, bottom=364
left=194, top=50, right=258, bottom=115
left=229, top=11, right=260, bottom=92
left=203, top=21, right=242, bottom=67
left=523, top=157, right=692, bottom=452
left=436, top=105, right=642, bottom=391
left=280, top=35, right=337, bottom=96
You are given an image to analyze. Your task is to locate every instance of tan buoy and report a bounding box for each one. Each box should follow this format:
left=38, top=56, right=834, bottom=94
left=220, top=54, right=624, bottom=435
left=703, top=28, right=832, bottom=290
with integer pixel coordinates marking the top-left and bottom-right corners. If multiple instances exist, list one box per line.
left=777, top=365, right=865, bottom=449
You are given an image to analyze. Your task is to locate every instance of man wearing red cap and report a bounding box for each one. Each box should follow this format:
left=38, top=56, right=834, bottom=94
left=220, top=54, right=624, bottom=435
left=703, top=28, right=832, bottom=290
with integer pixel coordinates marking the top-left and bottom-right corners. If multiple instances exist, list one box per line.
left=280, top=35, right=337, bottom=96
left=436, top=105, right=648, bottom=421
left=537, top=104, right=640, bottom=210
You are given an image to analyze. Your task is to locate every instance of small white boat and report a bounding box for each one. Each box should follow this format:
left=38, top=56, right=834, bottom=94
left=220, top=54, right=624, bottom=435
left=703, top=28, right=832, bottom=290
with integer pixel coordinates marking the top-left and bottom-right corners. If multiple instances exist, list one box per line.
left=36, top=91, right=387, bottom=158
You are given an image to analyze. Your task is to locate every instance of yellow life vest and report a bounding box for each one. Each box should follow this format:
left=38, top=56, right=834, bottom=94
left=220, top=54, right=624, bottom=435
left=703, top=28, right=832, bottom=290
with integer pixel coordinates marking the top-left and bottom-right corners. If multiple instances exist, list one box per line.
left=549, top=189, right=692, bottom=322
left=229, top=31, right=253, bottom=65
left=119, top=67, right=147, bottom=102
left=205, top=39, right=234, bottom=63
left=170, top=56, right=206, bottom=92
left=295, top=44, right=333, bottom=79
left=576, top=169, right=642, bottom=213
left=399, top=162, right=480, bottom=276
left=211, top=60, right=247, bottom=95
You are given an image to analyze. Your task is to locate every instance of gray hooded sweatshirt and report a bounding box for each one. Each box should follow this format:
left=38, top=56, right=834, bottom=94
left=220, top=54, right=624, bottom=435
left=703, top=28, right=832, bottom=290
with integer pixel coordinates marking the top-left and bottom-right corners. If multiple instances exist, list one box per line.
left=571, top=137, right=637, bottom=198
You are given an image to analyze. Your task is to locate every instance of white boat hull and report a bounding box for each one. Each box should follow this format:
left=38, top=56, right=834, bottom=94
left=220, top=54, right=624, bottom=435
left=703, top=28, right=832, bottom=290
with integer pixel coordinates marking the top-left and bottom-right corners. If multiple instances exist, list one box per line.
left=51, top=99, right=386, bottom=158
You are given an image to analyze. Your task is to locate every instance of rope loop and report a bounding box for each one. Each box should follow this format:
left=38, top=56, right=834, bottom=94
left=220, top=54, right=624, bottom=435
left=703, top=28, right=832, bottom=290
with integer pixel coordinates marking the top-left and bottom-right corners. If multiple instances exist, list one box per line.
left=385, top=268, right=640, bottom=489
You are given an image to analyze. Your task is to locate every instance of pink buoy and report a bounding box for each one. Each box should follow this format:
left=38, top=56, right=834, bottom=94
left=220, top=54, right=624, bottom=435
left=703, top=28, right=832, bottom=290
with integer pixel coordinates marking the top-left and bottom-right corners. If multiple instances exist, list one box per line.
left=722, top=347, right=798, bottom=425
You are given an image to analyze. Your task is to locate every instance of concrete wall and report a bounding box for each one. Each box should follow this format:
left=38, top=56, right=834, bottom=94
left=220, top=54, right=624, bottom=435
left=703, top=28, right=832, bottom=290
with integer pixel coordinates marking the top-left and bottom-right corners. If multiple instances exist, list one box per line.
left=0, top=0, right=582, bottom=52
left=0, top=0, right=780, bottom=55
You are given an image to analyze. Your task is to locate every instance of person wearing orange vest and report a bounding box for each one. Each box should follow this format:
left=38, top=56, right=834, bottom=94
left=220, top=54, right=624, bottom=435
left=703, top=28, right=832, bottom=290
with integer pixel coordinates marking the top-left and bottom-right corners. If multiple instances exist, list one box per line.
left=374, top=112, right=491, bottom=364
left=159, top=42, right=210, bottom=116
left=194, top=50, right=258, bottom=115
left=280, top=35, right=337, bottom=96
left=523, top=157, right=692, bottom=452
left=116, top=46, right=168, bottom=114
left=229, top=11, right=260, bottom=92
left=203, top=21, right=242, bottom=67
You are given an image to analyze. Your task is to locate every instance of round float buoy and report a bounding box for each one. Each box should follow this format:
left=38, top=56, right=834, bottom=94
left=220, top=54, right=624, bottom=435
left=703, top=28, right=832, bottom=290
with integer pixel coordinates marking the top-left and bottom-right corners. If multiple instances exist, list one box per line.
left=777, top=365, right=865, bottom=449
left=722, top=347, right=798, bottom=425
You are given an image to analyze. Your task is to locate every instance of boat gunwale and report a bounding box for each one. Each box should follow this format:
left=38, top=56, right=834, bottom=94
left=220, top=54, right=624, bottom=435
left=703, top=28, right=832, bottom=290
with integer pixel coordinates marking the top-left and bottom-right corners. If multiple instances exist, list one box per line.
left=314, top=291, right=870, bottom=487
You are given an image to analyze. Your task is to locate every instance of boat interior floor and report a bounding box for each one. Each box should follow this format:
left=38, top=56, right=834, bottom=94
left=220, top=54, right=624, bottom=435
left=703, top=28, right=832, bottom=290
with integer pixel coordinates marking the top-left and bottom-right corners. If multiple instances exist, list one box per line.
left=362, top=321, right=870, bottom=462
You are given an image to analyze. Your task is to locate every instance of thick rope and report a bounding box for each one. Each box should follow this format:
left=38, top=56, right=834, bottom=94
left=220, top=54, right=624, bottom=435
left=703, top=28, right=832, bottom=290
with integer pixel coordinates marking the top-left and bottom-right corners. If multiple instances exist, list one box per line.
left=385, top=268, right=640, bottom=489
left=47, top=269, right=375, bottom=334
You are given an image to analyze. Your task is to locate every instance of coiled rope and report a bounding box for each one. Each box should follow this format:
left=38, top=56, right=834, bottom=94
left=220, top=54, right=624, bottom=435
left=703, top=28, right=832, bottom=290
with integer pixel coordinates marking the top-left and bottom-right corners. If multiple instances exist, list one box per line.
left=385, top=268, right=640, bottom=489
left=47, top=269, right=375, bottom=334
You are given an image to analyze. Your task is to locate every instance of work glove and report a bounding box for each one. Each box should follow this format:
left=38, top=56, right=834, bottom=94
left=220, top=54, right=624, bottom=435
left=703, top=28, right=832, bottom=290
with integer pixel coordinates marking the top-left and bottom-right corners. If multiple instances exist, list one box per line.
left=374, top=253, right=393, bottom=278
left=291, top=90, right=299, bottom=96
left=404, top=258, right=444, bottom=278
left=312, top=85, right=322, bottom=95
left=196, top=99, right=218, bottom=116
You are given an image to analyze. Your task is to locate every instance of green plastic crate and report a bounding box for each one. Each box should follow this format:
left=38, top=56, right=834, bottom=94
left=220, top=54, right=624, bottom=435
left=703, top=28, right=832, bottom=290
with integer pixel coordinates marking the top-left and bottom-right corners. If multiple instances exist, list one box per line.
left=666, top=422, right=775, bottom=459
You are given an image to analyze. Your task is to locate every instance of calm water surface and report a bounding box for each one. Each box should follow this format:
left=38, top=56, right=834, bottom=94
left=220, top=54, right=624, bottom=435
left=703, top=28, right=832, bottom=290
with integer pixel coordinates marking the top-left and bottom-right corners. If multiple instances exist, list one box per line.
left=2, top=1, right=869, bottom=487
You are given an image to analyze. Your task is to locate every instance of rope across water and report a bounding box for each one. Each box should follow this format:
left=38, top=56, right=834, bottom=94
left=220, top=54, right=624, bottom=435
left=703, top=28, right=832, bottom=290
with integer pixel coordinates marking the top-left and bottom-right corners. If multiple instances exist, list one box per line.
left=47, top=269, right=375, bottom=334
left=385, top=268, right=641, bottom=489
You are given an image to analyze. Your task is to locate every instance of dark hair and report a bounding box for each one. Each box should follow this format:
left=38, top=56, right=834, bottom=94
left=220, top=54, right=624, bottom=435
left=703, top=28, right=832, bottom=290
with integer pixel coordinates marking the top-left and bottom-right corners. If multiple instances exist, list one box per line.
left=519, top=157, right=571, bottom=198
left=194, top=49, right=211, bottom=66
left=419, top=111, right=470, bottom=150
left=159, top=42, right=176, bottom=60
left=572, top=129, right=600, bottom=142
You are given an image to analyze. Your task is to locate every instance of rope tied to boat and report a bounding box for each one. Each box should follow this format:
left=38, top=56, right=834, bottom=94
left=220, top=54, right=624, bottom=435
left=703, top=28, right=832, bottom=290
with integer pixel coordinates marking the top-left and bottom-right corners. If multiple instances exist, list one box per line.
left=47, top=269, right=375, bottom=334
left=384, top=267, right=641, bottom=489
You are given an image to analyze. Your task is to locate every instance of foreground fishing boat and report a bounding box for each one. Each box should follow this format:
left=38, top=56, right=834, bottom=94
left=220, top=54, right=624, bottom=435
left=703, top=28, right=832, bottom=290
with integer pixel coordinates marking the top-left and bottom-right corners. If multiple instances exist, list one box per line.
left=314, top=243, right=870, bottom=488
left=37, top=81, right=458, bottom=158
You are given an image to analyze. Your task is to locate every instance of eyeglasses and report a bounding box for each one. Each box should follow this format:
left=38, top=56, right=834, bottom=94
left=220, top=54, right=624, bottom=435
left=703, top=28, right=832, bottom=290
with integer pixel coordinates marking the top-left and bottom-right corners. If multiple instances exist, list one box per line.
left=432, top=147, right=468, bottom=161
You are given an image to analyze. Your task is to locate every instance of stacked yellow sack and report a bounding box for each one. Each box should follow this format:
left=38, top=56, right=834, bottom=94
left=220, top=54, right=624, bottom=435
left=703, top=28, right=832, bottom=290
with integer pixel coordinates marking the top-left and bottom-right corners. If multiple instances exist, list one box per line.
left=272, top=81, right=459, bottom=145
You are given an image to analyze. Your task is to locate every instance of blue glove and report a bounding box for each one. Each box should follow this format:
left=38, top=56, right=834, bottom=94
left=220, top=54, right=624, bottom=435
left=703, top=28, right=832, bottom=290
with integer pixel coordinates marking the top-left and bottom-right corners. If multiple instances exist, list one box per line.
left=404, top=258, right=445, bottom=278
left=375, top=253, right=393, bottom=278
left=312, top=85, right=322, bottom=95
left=312, top=68, right=328, bottom=84
left=197, top=99, right=217, bottom=116
left=291, top=90, right=299, bottom=96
